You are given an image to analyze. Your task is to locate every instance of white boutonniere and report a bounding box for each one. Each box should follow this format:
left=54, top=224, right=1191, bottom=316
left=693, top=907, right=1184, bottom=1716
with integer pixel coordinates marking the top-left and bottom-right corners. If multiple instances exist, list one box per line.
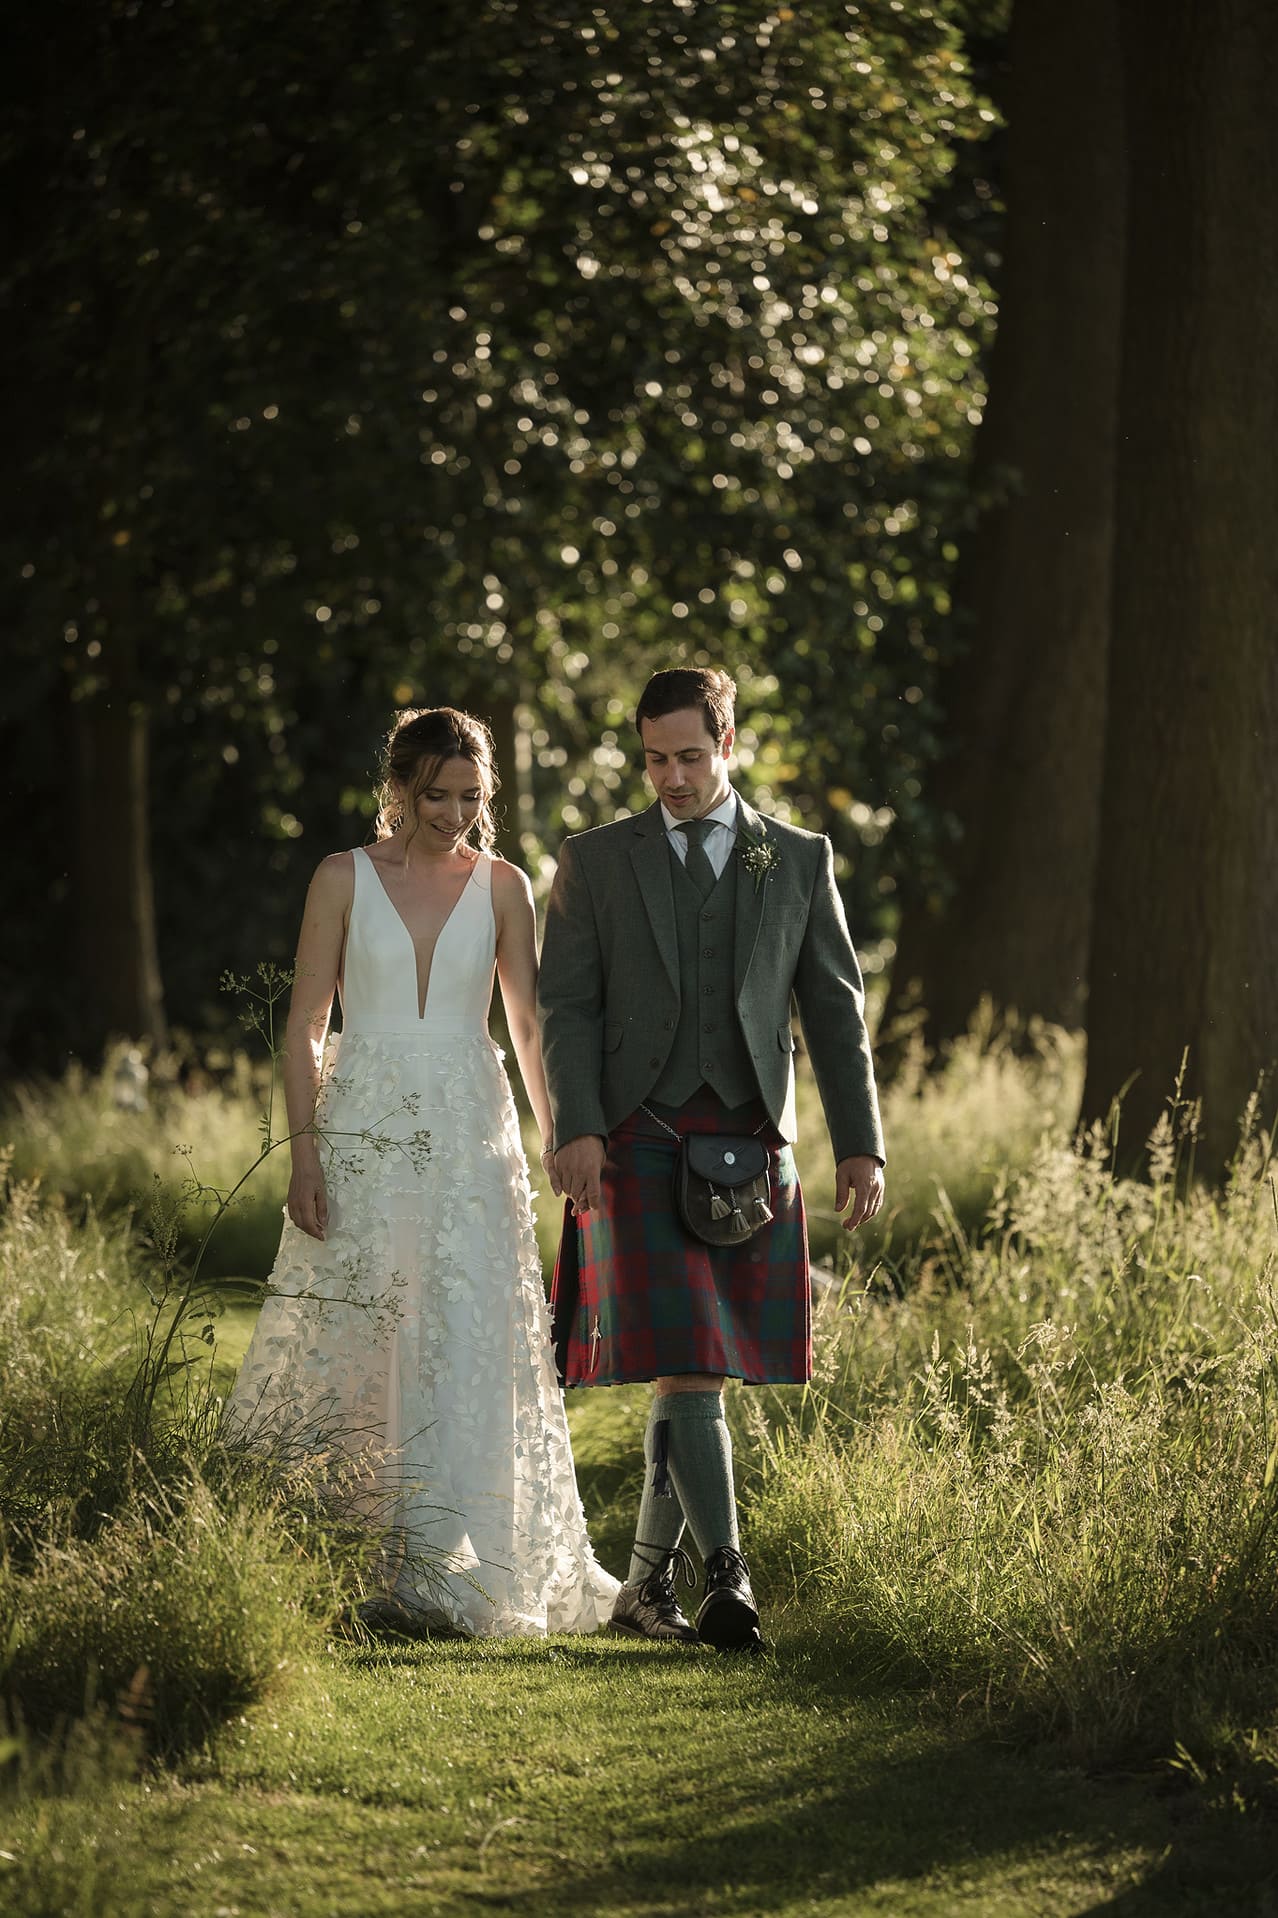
left=739, top=836, right=781, bottom=892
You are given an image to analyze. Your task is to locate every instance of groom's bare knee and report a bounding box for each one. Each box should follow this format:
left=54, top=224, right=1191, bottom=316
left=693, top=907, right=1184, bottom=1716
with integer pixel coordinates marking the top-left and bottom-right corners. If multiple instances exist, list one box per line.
left=655, top=1374, right=724, bottom=1395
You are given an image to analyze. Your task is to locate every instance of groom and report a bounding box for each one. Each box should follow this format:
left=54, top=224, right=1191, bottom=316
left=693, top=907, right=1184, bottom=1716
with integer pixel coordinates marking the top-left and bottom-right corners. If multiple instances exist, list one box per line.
left=538, top=668, right=885, bottom=1651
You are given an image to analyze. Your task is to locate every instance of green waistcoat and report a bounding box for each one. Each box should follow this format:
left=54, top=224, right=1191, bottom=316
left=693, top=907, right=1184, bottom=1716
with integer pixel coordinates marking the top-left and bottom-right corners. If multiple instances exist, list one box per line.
left=649, top=844, right=759, bottom=1109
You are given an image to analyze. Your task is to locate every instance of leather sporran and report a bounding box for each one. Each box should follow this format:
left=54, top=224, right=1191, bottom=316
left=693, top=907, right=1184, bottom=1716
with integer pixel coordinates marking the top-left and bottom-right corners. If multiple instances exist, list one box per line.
left=673, top=1133, right=773, bottom=1248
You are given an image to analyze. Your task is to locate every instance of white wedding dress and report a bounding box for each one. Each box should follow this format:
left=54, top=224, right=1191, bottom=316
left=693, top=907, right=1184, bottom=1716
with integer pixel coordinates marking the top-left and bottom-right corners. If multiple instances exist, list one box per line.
left=227, top=846, right=618, bottom=1636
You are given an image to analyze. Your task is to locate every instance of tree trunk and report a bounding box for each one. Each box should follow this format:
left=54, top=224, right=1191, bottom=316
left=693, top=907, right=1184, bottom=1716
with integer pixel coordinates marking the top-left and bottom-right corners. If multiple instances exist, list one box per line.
left=1081, top=1, right=1278, bottom=1174
left=484, top=687, right=535, bottom=867
left=883, top=0, right=1124, bottom=1057
left=73, top=688, right=168, bottom=1052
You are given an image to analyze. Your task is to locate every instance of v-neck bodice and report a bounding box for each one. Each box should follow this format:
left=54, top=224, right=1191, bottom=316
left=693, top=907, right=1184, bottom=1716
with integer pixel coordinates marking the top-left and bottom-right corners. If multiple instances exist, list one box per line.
left=227, top=831, right=620, bottom=1639
left=340, top=847, right=496, bottom=1036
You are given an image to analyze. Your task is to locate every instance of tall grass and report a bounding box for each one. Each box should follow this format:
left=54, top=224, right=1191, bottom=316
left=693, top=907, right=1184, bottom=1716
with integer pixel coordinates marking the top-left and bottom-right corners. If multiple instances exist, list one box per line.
left=802, top=1010, right=1084, bottom=1272
left=0, top=1713, right=152, bottom=1918
left=1, top=1042, right=287, bottom=1279
left=0, top=1149, right=399, bottom=1760
left=735, top=1100, right=1278, bottom=1763
left=3, top=1025, right=1276, bottom=1787
left=1, top=1476, right=337, bottom=1746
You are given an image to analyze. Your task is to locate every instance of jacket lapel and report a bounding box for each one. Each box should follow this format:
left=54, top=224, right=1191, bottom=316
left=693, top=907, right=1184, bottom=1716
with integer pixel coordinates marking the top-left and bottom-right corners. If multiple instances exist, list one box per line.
left=628, top=804, right=680, bottom=994
left=733, top=794, right=772, bottom=996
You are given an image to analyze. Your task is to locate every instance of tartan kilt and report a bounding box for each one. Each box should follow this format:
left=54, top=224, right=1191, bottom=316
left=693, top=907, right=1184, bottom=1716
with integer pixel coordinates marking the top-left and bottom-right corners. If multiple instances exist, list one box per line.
left=551, top=1089, right=810, bottom=1387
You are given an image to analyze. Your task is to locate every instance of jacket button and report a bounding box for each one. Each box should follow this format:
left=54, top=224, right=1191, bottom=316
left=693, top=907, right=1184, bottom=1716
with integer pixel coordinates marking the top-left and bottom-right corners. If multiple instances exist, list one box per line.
left=662, top=1019, right=674, bottom=1030
left=649, top=1056, right=661, bottom=1068
left=702, top=947, right=714, bottom=957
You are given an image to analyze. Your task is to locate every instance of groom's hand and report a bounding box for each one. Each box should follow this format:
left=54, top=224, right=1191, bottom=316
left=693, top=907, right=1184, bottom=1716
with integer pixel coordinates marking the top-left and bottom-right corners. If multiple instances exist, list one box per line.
left=555, top=1136, right=606, bottom=1215
left=835, top=1155, right=884, bottom=1232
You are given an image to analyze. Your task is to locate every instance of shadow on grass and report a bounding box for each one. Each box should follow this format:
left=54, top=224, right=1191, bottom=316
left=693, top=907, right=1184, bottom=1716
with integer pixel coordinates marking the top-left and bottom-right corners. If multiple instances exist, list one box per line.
left=335, top=1631, right=1276, bottom=1916
left=561, top=1383, right=1278, bottom=1914
left=472, top=1717, right=1273, bottom=1917
left=349, top=1618, right=1266, bottom=1918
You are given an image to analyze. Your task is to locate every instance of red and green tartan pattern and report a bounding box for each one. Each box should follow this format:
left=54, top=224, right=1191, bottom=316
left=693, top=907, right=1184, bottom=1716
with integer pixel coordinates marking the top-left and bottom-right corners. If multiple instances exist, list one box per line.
left=551, top=1091, right=811, bottom=1386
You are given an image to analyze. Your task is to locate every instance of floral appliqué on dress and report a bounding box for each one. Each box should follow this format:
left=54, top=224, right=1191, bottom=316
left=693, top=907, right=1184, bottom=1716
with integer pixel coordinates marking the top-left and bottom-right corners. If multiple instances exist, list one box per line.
left=225, top=847, right=618, bottom=1636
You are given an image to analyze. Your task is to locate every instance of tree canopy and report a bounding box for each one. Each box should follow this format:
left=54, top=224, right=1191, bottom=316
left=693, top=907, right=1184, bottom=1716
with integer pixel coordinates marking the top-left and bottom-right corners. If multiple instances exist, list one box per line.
left=4, top=0, right=1000, bottom=1061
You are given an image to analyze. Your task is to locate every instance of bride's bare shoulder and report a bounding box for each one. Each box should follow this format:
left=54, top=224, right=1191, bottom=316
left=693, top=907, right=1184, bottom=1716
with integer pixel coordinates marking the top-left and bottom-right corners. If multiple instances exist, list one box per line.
left=489, top=855, right=534, bottom=903
left=308, top=848, right=360, bottom=900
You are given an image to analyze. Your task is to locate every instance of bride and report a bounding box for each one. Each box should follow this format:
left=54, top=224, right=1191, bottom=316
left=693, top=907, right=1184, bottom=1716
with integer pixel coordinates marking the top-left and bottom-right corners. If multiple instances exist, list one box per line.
left=226, top=706, right=618, bottom=1635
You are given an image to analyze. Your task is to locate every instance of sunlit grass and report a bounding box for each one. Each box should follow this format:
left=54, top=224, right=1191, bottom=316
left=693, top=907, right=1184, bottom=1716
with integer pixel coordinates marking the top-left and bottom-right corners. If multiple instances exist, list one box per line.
left=0, top=1158, right=400, bottom=1766
left=2, top=1034, right=1276, bottom=1916
left=2, top=1013, right=1083, bottom=1298
left=729, top=1105, right=1278, bottom=1762
left=815, top=1008, right=1085, bottom=1274
left=5, top=1635, right=1220, bottom=1918
left=0, top=1043, right=288, bottom=1279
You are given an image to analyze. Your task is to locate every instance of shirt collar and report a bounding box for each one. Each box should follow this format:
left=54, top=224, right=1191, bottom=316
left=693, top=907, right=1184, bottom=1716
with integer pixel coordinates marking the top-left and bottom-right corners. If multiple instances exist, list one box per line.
left=660, top=790, right=739, bottom=836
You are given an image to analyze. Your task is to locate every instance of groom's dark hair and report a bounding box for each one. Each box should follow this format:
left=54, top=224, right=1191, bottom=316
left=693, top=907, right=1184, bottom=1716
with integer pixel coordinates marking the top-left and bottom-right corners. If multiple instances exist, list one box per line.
left=635, top=668, right=737, bottom=746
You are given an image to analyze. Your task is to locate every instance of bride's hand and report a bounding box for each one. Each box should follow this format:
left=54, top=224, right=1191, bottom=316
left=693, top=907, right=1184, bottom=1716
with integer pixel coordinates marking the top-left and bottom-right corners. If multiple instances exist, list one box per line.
left=287, top=1161, right=329, bottom=1241
left=539, top=1145, right=564, bottom=1200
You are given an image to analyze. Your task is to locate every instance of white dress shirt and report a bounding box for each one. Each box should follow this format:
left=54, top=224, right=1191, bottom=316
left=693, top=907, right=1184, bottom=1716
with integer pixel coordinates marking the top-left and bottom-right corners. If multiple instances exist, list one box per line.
left=659, top=790, right=739, bottom=880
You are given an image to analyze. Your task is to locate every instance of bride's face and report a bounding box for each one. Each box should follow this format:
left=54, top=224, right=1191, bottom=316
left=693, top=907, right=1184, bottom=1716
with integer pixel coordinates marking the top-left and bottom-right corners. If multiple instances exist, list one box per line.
left=402, top=754, right=486, bottom=851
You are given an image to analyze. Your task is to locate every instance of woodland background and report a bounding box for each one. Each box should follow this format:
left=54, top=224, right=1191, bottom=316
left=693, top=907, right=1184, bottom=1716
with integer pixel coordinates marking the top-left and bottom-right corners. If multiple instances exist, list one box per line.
left=3, top=10, right=1278, bottom=1902
left=3, top=0, right=1276, bottom=1176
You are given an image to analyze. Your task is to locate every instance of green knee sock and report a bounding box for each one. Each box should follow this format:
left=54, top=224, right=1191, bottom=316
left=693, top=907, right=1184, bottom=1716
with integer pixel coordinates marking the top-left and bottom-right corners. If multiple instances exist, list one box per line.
left=625, top=1396, right=687, bottom=1585
left=660, top=1390, right=740, bottom=1561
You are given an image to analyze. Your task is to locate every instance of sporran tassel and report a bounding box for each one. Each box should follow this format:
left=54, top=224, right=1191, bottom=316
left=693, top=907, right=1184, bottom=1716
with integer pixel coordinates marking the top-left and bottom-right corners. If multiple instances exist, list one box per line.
left=708, top=1190, right=732, bottom=1221
left=753, top=1198, right=774, bottom=1224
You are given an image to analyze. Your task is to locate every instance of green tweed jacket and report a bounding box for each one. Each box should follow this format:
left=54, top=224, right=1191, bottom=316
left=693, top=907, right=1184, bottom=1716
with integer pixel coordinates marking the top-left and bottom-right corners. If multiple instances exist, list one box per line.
left=537, top=793, right=885, bottom=1164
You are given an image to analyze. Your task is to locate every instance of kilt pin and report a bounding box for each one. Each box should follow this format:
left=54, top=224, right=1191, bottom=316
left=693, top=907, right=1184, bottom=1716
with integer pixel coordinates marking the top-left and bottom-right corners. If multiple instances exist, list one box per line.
left=539, top=791, right=885, bottom=1393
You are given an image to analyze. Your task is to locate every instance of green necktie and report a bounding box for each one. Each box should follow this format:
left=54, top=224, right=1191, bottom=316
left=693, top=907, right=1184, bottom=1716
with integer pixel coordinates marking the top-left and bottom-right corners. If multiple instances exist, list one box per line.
left=677, top=817, right=717, bottom=898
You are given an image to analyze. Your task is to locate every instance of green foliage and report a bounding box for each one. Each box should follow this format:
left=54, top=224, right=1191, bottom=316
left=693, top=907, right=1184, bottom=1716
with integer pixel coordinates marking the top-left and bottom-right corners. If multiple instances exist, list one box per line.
left=0, top=1045, right=284, bottom=1275
left=0, top=1163, right=378, bottom=1753
left=808, top=1005, right=1084, bottom=1267
left=735, top=1102, right=1278, bottom=1760
left=4, top=0, right=1001, bottom=1061
left=13, top=0, right=992, bottom=677
left=0, top=966, right=443, bottom=1759
left=1, top=1476, right=333, bottom=1751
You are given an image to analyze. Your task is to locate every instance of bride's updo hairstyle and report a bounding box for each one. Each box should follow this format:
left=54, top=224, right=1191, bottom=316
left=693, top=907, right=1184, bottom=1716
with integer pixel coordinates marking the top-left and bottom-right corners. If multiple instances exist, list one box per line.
left=373, top=707, right=500, bottom=854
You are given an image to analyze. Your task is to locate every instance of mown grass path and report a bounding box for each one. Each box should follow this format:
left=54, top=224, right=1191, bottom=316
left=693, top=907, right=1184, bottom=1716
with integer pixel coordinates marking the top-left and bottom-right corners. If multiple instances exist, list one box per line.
left=11, top=1368, right=1266, bottom=1918
left=5, top=1072, right=1276, bottom=1918
left=53, top=1622, right=1256, bottom=1917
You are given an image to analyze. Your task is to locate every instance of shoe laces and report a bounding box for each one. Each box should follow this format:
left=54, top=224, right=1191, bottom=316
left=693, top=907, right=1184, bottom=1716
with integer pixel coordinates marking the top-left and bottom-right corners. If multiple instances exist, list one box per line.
left=633, top=1542, right=696, bottom=1600
left=705, top=1545, right=750, bottom=1586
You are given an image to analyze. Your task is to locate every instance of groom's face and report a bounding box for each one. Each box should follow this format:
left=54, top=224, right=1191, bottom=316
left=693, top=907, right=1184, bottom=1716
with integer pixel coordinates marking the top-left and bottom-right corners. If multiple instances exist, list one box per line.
left=640, top=706, right=734, bottom=820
